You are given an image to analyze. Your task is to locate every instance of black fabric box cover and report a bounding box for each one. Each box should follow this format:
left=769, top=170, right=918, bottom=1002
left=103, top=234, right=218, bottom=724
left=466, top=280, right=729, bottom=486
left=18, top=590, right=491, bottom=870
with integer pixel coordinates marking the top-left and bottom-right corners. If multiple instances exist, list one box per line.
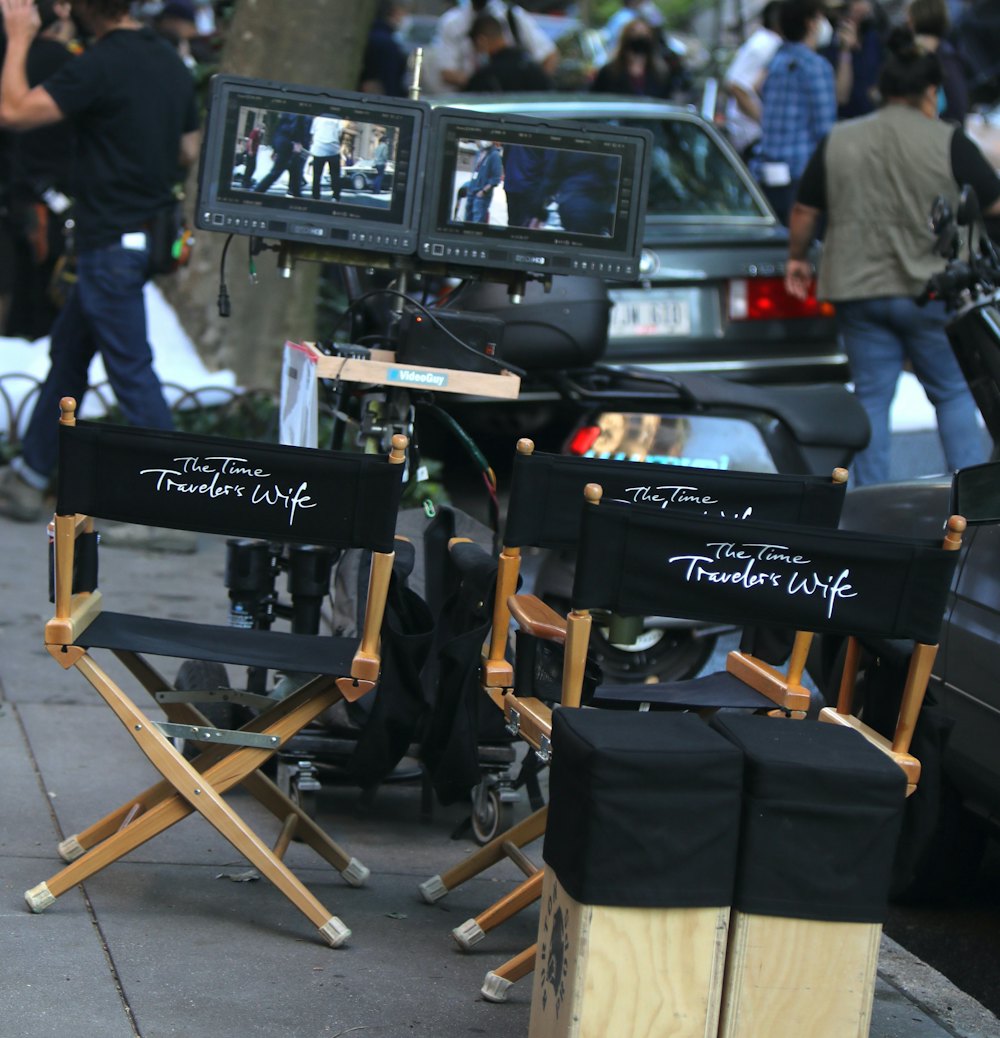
left=710, top=714, right=906, bottom=924
left=542, top=709, right=744, bottom=908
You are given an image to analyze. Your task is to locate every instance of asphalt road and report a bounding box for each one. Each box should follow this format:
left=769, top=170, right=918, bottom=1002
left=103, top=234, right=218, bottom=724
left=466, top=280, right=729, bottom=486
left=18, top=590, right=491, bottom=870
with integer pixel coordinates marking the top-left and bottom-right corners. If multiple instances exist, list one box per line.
left=885, top=839, right=1000, bottom=1019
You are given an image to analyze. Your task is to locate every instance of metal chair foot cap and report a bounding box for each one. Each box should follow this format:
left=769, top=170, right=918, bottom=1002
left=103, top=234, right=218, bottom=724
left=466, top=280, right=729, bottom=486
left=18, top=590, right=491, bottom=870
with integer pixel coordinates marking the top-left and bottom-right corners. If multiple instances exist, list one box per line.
left=58, top=835, right=85, bottom=862
left=319, top=917, right=351, bottom=947
left=25, top=882, right=56, bottom=913
left=452, top=919, right=486, bottom=950
left=340, top=857, right=369, bottom=888
left=418, top=874, right=448, bottom=904
left=481, top=972, right=513, bottom=1003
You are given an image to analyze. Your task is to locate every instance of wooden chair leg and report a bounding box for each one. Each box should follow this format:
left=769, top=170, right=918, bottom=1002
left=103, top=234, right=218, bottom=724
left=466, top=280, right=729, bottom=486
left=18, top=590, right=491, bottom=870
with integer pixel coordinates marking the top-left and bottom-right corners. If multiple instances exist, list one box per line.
left=241, top=769, right=368, bottom=886
left=27, top=657, right=352, bottom=946
left=481, top=944, right=537, bottom=1003
left=453, top=868, right=545, bottom=950
left=419, top=805, right=548, bottom=903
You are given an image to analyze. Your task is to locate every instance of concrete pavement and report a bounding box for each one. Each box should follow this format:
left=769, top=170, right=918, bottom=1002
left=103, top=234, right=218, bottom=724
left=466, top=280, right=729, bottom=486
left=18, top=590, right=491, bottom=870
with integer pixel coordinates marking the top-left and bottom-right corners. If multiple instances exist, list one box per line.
left=1, top=501, right=998, bottom=1038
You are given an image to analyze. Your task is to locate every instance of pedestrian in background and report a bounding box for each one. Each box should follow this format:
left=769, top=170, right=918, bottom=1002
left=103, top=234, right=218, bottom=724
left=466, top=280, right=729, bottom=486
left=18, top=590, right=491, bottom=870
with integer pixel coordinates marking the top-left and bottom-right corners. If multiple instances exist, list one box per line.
left=253, top=112, right=310, bottom=197
left=785, top=28, right=1000, bottom=485
left=465, top=12, right=551, bottom=92
left=591, top=15, right=682, bottom=99
left=0, top=0, right=200, bottom=523
left=908, top=0, right=969, bottom=124
left=359, top=0, right=410, bottom=98
left=820, top=0, right=886, bottom=119
left=751, top=0, right=836, bottom=224
left=722, top=0, right=783, bottom=161
left=424, top=0, right=557, bottom=93
left=0, top=0, right=77, bottom=341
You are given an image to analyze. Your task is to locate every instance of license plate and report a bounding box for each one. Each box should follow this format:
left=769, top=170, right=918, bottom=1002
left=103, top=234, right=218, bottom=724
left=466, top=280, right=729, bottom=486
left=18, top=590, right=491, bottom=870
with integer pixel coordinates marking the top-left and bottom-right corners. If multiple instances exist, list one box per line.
left=609, top=290, right=694, bottom=338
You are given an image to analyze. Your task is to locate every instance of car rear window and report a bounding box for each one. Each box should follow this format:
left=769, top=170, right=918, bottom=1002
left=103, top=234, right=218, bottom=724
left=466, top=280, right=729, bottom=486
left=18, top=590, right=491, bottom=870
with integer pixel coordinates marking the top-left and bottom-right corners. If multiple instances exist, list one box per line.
left=619, top=117, right=768, bottom=219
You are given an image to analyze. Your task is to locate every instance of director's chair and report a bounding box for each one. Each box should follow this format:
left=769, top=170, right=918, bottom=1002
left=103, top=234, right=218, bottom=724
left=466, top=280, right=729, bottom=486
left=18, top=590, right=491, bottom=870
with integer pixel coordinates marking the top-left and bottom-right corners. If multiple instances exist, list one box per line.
left=25, top=398, right=407, bottom=946
left=490, top=483, right=962, bottom=1005
left=419, top=438, right=848, bottom=957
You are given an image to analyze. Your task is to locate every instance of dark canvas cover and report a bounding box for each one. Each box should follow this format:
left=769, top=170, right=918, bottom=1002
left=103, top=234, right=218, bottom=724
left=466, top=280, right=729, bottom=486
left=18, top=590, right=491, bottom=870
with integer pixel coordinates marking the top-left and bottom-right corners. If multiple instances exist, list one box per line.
left=57, top=420, right=404, bottom=551
left=711, top=714, right=906, bottom=923
left=542, top=709, right=743, bottom=908
left=503, top=449, right=845, bottom=551
left=572, top=501, right=958, bottom=645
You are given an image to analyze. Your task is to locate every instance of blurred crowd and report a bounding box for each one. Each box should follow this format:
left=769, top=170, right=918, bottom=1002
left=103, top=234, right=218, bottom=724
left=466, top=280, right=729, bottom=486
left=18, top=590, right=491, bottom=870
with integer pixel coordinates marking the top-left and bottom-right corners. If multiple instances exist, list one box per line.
left=1, top=0, right=997, bottom=347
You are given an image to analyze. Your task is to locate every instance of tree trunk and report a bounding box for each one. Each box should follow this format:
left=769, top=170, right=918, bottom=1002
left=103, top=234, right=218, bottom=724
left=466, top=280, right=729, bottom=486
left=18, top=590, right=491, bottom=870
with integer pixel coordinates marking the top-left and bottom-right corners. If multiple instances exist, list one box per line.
left=164, top=0, right=378, bottom=391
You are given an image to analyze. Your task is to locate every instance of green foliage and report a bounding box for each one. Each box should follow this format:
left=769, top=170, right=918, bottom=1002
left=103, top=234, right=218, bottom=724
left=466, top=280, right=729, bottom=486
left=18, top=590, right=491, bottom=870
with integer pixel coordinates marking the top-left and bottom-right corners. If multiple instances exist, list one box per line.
left=593, top=0, right=699, bottom=30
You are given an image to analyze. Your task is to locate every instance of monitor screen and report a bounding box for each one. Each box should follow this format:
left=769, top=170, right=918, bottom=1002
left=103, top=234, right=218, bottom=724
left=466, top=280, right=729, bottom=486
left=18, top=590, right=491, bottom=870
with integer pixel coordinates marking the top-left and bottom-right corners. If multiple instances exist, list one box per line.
left=195, top=75, right=427, bottom=255
left=417, top=107, right=652, bottom=281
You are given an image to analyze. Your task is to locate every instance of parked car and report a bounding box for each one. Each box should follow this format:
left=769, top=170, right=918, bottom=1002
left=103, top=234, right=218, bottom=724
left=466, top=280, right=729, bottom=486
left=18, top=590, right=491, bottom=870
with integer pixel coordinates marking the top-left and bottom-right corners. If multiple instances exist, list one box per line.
left=340, top=162, right=394, bottom=193
left=432, top=94, right=845, bottom=385
left=812, top=462, right=1000, bottom=897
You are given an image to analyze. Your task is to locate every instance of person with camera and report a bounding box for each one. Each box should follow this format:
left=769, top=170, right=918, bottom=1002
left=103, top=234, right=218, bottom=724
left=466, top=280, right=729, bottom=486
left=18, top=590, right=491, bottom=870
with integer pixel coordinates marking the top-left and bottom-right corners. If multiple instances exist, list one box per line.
left=0, top=0, right=199, bottom=524
left=784, top=28, right=1000, bottom=486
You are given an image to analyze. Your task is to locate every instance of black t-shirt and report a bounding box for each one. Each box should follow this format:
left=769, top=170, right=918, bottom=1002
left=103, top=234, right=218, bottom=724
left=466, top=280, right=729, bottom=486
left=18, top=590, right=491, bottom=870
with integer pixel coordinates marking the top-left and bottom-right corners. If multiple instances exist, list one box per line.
left=465, top=47, right=551, bottom=93
left=797, top=126, right=1000, bottom=215
left=42, top=27, right=198, bottom=248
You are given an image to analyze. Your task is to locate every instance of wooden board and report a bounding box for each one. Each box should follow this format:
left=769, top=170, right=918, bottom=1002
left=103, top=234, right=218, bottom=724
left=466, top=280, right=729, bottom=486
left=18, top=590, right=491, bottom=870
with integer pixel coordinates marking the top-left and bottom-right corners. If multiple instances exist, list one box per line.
left=299, top=342, right=521, bottom=400
left=718, top=911, right=881, bottom=1038
left=529, top=870, right=729, bottom=1038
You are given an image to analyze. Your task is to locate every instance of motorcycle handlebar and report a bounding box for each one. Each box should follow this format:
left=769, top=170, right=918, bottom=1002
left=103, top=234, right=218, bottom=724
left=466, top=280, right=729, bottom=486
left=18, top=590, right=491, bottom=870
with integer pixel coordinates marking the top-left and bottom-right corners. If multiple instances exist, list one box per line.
left=919, top=261, right=977, bottom=306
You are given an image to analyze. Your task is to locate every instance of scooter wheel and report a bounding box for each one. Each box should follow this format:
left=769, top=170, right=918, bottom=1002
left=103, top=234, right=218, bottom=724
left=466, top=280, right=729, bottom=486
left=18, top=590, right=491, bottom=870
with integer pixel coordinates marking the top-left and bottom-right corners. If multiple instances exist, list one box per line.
left=589, top=624, right=716, bottom=683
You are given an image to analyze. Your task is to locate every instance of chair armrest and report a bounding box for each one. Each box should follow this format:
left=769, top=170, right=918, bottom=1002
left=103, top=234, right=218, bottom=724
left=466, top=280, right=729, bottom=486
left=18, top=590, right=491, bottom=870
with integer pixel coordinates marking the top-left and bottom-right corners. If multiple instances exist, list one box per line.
left=818, top=707, right=920, bottom=795
left=508, top=594, right=568, bottom=644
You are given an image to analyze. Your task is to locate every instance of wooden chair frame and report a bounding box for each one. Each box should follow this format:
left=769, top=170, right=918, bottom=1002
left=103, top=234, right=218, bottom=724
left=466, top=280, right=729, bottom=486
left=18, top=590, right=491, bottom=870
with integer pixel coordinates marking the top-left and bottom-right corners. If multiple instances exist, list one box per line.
left=26, top=398, right=407, bottom=946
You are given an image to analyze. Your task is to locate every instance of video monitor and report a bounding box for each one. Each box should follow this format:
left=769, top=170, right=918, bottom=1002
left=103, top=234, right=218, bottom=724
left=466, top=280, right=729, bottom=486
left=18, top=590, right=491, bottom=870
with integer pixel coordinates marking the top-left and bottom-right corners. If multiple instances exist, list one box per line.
left=418, top=107, right=652, bottom=281
left=195, top=75, right=427, bottom=255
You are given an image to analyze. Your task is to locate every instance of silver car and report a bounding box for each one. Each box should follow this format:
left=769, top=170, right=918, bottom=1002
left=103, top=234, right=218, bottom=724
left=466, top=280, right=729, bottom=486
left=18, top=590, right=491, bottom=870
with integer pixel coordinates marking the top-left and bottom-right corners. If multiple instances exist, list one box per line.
left=431, top=94, right=846, bottom=384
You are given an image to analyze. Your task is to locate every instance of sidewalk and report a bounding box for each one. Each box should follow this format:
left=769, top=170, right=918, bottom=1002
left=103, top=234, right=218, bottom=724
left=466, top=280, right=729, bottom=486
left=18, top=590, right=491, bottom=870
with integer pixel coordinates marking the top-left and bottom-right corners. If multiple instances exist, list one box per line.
left=1, top=512, right=998, bottom=1038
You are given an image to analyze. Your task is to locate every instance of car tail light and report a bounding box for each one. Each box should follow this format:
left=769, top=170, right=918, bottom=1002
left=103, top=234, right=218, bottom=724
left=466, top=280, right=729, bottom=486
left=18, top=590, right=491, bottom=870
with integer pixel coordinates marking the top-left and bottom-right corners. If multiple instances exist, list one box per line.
left=567, top=424, right=602, bottom=456
left=728, top=277, right=835, bottom=321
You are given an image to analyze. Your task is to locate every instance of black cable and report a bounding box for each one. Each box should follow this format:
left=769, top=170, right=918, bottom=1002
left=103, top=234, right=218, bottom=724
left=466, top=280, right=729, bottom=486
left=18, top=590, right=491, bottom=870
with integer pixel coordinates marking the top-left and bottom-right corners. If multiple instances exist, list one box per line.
left=217, top=233, right=234, bottom=317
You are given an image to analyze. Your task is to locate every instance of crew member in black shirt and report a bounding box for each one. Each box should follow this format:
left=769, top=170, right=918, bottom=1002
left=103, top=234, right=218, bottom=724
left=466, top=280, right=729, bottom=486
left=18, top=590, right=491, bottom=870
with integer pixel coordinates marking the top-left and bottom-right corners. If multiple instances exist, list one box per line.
left=0, top=0, right=200, bottom=522
left=465, top=12, right=551, bottom=92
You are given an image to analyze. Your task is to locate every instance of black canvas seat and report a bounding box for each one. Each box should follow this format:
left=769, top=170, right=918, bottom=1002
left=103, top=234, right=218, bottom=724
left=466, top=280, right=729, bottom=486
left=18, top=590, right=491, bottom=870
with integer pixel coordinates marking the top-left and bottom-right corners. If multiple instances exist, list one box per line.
left=78, top=610, right=357, bottom=675
left=26, top=398, right=408, bottom=947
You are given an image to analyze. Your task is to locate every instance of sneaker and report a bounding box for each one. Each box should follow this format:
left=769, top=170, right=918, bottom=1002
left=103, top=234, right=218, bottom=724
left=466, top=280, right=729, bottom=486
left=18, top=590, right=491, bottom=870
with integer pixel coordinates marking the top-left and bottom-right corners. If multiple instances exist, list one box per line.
left=98, top=520, right=199, bottom=554
left=0, top=466, right=47, bottom=522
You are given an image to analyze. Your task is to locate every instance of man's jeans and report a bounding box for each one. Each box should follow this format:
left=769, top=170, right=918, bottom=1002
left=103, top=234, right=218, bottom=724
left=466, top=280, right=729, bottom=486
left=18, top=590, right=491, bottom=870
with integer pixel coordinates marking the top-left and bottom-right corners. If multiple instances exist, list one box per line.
left=836, top=296, right=986, bottom=485
left=19, top=241, right=173, bottom=482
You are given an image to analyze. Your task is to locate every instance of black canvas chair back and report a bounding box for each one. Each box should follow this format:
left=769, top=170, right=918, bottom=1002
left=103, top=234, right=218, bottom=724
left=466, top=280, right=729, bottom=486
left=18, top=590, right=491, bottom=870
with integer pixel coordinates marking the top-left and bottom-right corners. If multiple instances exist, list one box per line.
left=33, top=398, right=408, bottom=947
left=566, top=489, right=964, bottom=791
left=481, top=439, right=847, bottom=697
left=573, top=498, right=956, bottom=646
left=504, top=444, right=847, bottom=549
left=56, top=417, right=403, bottom=550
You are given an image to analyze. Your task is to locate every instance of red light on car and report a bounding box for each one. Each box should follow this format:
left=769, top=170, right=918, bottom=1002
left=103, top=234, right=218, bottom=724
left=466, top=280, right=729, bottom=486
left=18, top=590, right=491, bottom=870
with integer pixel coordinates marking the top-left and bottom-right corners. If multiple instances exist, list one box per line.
left=728, top=277, right=835, bottom=321
left=567, top=425, right=602, bottom=456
